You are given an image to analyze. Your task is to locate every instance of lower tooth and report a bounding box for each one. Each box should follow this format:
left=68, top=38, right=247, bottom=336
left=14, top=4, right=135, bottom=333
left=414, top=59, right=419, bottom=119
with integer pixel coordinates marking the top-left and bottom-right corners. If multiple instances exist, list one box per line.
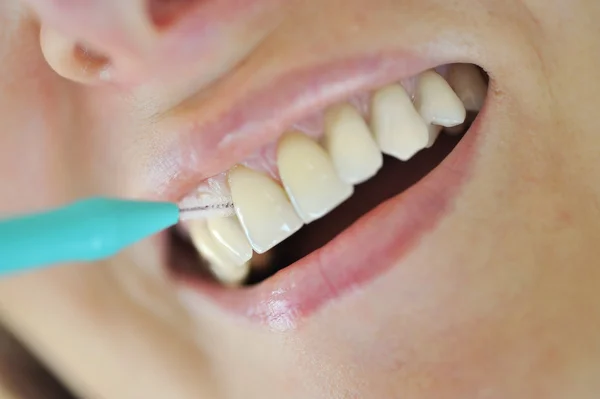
left=207, top=216, right=253, bottom=265
left=278, top=132, right=354, bottom=223
left=187, top=220, right=250, bottom=286
left=370, top=84, right=430, bottom=161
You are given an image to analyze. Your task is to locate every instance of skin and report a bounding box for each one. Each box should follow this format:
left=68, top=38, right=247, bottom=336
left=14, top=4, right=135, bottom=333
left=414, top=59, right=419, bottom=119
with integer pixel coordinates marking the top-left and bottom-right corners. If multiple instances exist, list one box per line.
left=1, top=0, right=600, bottom=397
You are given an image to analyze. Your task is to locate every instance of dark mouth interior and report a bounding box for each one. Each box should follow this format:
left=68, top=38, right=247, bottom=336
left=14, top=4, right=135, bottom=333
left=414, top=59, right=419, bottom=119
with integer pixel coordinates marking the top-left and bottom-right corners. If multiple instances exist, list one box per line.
left=169, top=66, right=488, bottom=287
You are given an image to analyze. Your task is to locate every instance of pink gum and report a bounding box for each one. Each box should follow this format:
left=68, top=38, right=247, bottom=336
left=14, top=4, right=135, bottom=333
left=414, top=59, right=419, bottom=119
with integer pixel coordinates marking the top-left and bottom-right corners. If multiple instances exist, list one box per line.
left=182, top=67, right=449, bottom=203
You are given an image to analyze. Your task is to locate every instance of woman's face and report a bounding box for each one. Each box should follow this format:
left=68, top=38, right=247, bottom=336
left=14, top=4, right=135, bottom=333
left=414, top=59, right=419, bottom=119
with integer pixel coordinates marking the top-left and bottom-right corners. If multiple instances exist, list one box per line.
left=1, top=0, right=600, bottom=398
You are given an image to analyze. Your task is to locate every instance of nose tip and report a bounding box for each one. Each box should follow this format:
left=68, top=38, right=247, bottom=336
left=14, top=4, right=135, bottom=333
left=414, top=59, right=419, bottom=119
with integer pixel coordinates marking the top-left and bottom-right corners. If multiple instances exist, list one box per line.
left=32, top=0, right=197, bottom=84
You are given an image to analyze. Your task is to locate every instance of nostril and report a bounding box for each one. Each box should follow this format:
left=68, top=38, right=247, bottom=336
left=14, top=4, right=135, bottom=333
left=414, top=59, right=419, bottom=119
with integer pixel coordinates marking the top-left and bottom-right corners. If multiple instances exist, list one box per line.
left=40, top=26, right=113, bottom=84
left=147, top=0, right=201, bottom=30
left=73, top=43, right=112, bottom=80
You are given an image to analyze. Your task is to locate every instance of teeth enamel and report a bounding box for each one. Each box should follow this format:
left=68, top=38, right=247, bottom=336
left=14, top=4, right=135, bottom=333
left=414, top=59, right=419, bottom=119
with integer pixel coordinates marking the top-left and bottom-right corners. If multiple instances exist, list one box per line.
left=323, top=104, right=383, bottom=184
left=370, top=84, right=430, bottom=161
left=228, top=165, right=303, bottom=254
left=187, top=220, right=250, bottom=286
left=207, top=216, right=253, bottom=265
left=415, top=70, right=466, bottom=128
left=278, top=132, right=354, bottom=223
left=447, top=64, right=487, bottom=112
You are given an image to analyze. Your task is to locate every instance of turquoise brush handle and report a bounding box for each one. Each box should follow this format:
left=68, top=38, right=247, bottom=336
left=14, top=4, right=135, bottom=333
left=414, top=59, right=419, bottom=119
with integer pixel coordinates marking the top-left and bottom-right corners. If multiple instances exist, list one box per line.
left=0, top=198, right=180, bottom=277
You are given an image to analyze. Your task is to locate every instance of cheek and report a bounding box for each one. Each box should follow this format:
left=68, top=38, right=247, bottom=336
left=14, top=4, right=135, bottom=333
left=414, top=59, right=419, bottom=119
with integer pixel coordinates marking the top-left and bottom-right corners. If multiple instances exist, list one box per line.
left=296, top=270, right=527, bottom=397
left=0, top=16, right=85, bottom=213
left=292, top=158, right=599, bottom=397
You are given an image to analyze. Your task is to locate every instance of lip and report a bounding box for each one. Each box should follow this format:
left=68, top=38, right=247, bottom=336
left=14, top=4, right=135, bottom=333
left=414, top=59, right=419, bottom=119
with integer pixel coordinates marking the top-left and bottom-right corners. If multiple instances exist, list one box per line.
left=144, top=47, right=486, bottom=329
left=174, top=104, right=483, bottom=330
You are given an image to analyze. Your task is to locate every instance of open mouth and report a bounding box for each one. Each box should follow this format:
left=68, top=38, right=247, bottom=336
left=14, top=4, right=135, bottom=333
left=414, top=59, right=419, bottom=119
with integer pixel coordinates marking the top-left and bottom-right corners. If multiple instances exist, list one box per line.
left=166, top=63, right=489, bottom=323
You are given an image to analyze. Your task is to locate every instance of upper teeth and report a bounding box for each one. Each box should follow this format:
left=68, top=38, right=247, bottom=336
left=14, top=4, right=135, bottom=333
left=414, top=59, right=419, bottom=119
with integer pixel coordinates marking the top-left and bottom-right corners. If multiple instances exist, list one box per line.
left=323, top=103, right=384, bottom=185
left=415, top=70, right=467, bottom=147
left=182, top=67, right=478, bottom=285
left=437, top=64, right=487, bottom=137
left=415, top=70, right=467, bottom=127
left=278, top=131, right=354, bottom=223
left=228, top=165, right=303, bottom=254
left=370, top=84, right=430, bottom=161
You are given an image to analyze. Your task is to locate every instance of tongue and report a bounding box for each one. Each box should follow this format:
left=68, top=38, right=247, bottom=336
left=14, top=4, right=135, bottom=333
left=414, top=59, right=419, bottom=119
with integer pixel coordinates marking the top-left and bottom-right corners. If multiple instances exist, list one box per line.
left=246, top=134, right=462, bottom=284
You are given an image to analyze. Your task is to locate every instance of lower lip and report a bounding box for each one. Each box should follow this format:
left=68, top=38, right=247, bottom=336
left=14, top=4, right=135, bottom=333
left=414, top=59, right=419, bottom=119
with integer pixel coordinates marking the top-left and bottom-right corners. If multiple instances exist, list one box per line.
left=176, top=104, right=485, bottom=331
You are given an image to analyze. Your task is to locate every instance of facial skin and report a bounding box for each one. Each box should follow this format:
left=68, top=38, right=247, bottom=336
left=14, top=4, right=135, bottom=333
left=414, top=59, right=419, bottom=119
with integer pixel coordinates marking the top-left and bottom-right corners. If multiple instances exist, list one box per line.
left=1, top=0, right=600, bottom=398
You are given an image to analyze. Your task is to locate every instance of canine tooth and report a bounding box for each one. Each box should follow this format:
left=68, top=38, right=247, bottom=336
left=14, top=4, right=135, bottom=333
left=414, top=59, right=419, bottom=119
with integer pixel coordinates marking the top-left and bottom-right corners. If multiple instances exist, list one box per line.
left=447, top=64, right=487, bottom=112
left=415, top=70, right=466, bottom=127
left=207, top=216, right=253, bottom=265
left=187, top=220, right=250, bottom=286
left=278, top=132, right=354, bottom=223
left=323, top=104, right=383, bottom=184
left=370, top=84, right=430, bottom=161
left=228, top=166, right=303, bottom=254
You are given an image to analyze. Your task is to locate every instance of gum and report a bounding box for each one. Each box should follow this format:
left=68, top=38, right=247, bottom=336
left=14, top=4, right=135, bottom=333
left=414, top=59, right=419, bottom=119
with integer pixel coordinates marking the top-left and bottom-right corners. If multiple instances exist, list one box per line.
left=180, top=67, right=450, bottom=206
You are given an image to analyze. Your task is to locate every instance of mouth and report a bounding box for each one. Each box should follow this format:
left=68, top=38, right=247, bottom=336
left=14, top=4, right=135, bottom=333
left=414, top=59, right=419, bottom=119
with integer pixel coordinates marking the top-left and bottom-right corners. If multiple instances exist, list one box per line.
left=162, top=61, right=489, bottom=329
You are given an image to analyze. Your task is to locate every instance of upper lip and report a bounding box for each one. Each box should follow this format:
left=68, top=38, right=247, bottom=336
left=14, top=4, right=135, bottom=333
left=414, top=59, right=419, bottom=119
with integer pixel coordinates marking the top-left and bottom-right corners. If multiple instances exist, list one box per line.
left=142, top=49, right=474, bottom=202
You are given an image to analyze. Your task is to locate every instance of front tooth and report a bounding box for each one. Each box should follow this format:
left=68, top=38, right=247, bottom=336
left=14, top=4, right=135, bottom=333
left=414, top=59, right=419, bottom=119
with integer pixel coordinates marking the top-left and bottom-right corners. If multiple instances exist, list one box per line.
left=187, top=220, right=250, bottom=286
left=370, top=84, right=430, bottom=161
left=323, top=104, right=383, bottom=185
left=207, top=216, right=253, bottom=265
left=278, top=132, right=354, bottom=223
left=415, top=70, right=466, bottom=127
left=228, top=166, right=303, bottom=254
left=447, top=64, right=487, bottom=112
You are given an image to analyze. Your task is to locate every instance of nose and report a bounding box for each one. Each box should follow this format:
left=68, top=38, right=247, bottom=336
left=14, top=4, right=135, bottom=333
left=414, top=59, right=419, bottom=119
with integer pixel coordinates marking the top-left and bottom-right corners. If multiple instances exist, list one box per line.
left=29, top=0, right=201, bottom=84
